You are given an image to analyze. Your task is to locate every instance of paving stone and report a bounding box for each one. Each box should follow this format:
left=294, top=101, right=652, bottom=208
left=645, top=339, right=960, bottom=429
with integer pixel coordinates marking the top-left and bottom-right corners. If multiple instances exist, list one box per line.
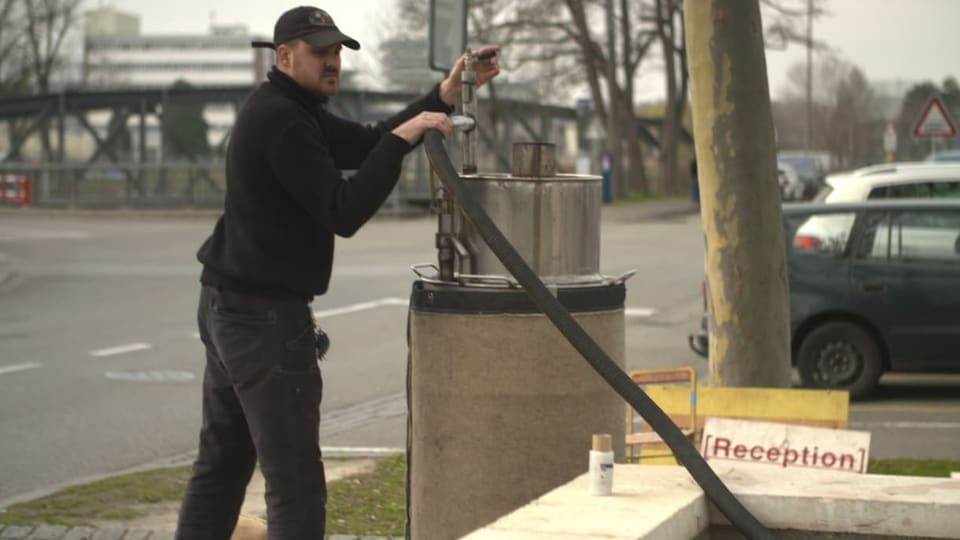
left=120, top=531, right=150, bottom=540
left=145, top=531, right=174, bottom=540
left=90, top=529, right=124, bottom=540
left=61, top=528, right=96, bottom=540
left=0, top=526, right=34, bottom=539
left=27, top=525, right=68, bottom=539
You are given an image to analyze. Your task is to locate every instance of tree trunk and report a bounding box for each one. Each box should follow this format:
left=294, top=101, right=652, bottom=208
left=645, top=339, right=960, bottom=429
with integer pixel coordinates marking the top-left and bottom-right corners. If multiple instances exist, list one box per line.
left=657, top=0, right=679, bottom=195
left=684, top=0, right=792, bottom=388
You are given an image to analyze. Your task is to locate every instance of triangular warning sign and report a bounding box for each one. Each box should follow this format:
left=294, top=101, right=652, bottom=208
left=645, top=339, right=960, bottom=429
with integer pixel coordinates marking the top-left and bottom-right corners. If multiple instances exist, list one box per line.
left=912, top=96, right=958, bottom=138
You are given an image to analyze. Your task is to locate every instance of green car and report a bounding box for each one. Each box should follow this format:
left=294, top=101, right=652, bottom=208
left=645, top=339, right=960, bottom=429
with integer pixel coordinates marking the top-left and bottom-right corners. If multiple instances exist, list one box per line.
left=689, top=199, right=960, bottom=399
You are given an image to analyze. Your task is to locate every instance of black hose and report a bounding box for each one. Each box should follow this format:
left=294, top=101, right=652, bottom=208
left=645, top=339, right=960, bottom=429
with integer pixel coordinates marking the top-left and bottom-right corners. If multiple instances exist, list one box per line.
left=423, top=130, right=775, bottom=540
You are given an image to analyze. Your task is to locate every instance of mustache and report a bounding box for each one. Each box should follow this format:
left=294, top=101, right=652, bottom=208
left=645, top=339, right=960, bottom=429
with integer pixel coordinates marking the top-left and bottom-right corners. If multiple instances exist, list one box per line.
left=323, top=68, right=339, bottom=76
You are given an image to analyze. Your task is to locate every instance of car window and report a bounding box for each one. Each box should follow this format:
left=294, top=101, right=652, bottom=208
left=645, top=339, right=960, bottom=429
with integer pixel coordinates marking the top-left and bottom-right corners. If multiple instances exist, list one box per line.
left=866, top=179, right=960, bottom=200
left=867, top=182, right=934, bottom=199
left=930, top=181, right=960, bottom=199
left=789, top=212, right=856, bottom=257
left=857, top=210, right=960, bottom=263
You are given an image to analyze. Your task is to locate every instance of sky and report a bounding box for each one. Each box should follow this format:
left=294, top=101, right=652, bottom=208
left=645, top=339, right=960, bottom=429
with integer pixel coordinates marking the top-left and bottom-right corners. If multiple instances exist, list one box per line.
left=91, top=0, right=960, bottom=102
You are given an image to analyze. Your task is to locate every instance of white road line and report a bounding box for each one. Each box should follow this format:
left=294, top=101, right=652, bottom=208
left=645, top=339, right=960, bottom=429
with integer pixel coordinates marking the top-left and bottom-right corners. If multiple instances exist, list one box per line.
left=625, top=307, right=656, bottom=317
left=186, top=298, right=410, bottom=338
left=850, top=421, right=960, bottom=430
left=90, top=343, right=152, bottom=357
left=0, top=362, right=41, bottom=376
left=0, top=230, right=90, bottom=241
left=313, top=297, right=408, bottom=319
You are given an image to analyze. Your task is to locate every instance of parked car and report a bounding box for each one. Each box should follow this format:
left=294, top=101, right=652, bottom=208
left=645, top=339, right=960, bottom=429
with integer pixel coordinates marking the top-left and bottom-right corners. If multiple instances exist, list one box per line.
left=777, top=162, right=804, bottom=201
left=778, top=151, right=831, bottom=199
left=800, top=163, right=960, bottom=247
left=688, top=199, right=960, bottom=399
left=926, top=149, right=960, bottom=163
left=814, top=162, right=960, bottom=203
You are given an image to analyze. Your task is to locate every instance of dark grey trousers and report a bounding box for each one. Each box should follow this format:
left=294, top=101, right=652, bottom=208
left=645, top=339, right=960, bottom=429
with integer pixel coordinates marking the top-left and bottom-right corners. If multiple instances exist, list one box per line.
left=175, top=285, right=326, bottom=540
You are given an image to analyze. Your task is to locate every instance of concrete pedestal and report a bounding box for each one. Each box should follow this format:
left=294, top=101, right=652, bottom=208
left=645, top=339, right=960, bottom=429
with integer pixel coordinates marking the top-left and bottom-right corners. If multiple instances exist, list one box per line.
left=408, top=281, right=626, bottom=540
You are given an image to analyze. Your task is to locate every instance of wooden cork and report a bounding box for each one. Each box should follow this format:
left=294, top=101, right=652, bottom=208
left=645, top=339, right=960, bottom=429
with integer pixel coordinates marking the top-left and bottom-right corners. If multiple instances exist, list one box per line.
left=592, top=433, right=612, bottom=452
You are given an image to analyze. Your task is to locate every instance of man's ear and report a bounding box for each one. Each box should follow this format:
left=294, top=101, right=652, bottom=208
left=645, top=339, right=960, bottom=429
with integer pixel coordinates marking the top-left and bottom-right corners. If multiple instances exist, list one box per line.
left=276, top=44, right=291, bottom=68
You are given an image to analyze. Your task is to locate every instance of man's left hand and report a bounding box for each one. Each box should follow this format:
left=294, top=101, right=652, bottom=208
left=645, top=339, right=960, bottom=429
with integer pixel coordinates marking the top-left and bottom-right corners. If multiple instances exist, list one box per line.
left=440, top=45, right=501, bottom=106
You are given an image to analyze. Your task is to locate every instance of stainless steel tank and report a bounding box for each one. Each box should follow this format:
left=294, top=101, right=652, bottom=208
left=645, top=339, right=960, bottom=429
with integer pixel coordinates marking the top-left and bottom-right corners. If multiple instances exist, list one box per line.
left=453, top=143, right=603, bottom=285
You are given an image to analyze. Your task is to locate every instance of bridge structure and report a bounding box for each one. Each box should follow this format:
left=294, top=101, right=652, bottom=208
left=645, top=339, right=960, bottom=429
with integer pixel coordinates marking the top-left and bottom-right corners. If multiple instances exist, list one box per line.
left=0, top=86, right=689, bottom=209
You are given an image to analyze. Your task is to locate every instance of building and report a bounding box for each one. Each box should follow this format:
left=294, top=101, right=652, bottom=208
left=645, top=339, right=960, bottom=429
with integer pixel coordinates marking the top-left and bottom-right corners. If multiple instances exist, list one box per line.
left=82, top=9, right=272, bottom=88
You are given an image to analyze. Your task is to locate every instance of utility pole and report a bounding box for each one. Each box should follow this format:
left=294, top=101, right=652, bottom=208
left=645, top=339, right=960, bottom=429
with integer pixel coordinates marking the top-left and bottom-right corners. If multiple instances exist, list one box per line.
left=684, top=0, right=793, bottom=388
left=805, top=0, right=814, bottom=150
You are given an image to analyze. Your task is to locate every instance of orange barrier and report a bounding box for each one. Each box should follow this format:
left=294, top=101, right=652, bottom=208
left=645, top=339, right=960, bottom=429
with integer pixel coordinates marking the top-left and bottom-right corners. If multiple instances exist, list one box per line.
left=0, top=175, right=30, bottom=207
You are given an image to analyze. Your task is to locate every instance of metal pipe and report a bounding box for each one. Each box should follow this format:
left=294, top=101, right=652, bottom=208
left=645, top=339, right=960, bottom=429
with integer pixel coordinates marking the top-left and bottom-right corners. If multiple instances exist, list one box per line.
left=461, top=48, right=477, bottom=174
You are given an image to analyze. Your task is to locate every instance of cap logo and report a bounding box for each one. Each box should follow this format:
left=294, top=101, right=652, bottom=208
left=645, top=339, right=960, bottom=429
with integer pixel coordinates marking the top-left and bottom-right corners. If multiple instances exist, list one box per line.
left=309, top=9, right=334, bottom=26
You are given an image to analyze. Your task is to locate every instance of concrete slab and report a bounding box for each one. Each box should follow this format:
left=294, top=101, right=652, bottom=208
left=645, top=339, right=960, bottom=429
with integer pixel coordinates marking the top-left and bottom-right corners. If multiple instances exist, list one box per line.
left=464, top=465, right=960, bottom=539
left=715, top=466, right=960, bottom=538
left=462, top=466, right=708, bottom=540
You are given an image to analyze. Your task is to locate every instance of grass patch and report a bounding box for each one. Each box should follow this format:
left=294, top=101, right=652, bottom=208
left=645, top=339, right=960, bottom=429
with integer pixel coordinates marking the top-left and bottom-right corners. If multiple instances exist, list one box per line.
left=868, top=458, right=960, bottom=478
left=326, top=453, right=406, bottom=537
left=0, top=466, right=192, bottom=527
left=0, top=456, right=408, bottom=536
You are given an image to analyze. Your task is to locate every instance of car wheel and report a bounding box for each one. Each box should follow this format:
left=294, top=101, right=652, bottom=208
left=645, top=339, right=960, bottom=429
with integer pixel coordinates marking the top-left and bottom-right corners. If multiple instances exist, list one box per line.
left=797, top=321, right=883, bottom=399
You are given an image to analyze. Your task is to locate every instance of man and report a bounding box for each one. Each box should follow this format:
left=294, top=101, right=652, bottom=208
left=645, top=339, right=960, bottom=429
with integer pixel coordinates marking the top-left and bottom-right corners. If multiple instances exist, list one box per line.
left=174, top=6, right=500, bottom=539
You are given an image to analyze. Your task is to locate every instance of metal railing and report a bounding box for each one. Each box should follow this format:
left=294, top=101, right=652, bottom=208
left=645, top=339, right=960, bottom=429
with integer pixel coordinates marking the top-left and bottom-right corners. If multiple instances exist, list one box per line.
left=0, top=149, right=435, bottom=210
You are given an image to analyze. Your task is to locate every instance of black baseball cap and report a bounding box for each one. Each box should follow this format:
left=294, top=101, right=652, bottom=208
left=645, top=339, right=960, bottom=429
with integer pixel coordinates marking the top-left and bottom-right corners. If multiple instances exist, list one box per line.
left=251, top=6, right=360, bottom=50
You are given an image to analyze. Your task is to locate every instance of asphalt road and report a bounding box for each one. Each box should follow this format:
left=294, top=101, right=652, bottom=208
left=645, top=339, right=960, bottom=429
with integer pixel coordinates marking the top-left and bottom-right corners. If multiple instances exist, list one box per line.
left=0, top=204, right=957, bottom=506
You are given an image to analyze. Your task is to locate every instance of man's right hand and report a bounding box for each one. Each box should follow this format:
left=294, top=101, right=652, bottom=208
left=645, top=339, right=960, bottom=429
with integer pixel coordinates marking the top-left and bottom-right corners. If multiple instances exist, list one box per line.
left=392, top=111, right=452, bottom=145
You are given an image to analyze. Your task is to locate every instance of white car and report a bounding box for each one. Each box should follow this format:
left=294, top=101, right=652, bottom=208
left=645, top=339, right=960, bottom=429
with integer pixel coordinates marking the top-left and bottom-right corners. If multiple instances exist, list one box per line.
left=797, top=163, right=960, bottom=254
left=815, top=162, right=960, bottom=203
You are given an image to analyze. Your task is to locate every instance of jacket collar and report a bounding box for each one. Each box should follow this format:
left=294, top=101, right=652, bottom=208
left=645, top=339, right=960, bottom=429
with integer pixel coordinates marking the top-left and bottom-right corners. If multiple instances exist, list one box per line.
left=267, top=66, right=329, bottom=111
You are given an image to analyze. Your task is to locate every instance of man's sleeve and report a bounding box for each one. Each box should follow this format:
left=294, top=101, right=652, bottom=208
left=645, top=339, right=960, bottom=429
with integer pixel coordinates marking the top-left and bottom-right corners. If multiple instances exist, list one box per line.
left=324, top=83, right=455, bottom=170
left=268, top=116, right=413, bottom=238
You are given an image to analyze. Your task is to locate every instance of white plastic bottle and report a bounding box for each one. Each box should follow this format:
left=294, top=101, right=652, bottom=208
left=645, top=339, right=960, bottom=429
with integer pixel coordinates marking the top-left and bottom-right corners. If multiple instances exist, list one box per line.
left=588, top=433, right=614, bottom=496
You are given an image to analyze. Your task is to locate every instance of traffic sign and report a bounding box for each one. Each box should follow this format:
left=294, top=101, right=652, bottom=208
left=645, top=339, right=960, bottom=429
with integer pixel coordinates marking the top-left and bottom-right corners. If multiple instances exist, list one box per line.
left=912, top=96, right=958, bottom=138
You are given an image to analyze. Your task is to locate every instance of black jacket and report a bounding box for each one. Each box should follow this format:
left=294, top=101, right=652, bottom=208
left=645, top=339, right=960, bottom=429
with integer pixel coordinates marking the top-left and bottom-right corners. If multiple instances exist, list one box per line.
left=197, top=68, right=453, bottom=298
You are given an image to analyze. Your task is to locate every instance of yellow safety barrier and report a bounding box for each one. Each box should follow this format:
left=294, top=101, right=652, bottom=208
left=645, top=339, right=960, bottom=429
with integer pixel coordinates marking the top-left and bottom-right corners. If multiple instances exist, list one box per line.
left=628, top=383, right=849, bottom=465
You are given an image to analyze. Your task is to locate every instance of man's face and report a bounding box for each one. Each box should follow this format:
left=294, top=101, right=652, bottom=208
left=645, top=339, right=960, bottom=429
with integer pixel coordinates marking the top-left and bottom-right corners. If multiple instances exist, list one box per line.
left=279, top=40, right=342, bottom=97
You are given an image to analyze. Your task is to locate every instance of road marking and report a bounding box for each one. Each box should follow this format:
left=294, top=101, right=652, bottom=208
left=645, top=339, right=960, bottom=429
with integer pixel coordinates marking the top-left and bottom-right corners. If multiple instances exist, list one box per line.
left=105, top=370, right=195, bottom=382
left=852, top=404, right=960, bottom=414
left=313, top=297, right=408, bottom=319
left=90, top=343, right=152, bottom=357
left=0, top=362, right=41, bottom=376
left=0, top=230, right=90, bottom=241
left=625, top=307, right=656, bottom=317
left=850, top=421, right=960, bottom=430
left=185, top=298, right=410, bottom=338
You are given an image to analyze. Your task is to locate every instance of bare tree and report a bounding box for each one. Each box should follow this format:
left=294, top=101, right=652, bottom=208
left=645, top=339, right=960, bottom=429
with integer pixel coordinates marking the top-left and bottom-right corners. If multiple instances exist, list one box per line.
left=0, top=0, right=29, bottom=95
left=649, top=0, right=687, bottom=195
left=391, top=0, right=657, bottom=198
left=774, top=55, right=882, bottom=168
left=23, top=0, right=81, bottom=94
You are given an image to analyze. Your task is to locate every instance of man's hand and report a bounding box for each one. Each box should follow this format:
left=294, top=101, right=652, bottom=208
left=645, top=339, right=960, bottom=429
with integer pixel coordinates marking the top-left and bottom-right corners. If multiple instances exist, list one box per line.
left=439, top=45, right=501, bottom=106
left=392, top=111, right=453, bottom=145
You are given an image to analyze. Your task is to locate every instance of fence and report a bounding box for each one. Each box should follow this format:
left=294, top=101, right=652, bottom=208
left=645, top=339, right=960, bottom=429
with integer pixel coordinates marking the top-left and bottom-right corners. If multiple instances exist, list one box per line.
left=0, top=150, right=433, bottom=210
